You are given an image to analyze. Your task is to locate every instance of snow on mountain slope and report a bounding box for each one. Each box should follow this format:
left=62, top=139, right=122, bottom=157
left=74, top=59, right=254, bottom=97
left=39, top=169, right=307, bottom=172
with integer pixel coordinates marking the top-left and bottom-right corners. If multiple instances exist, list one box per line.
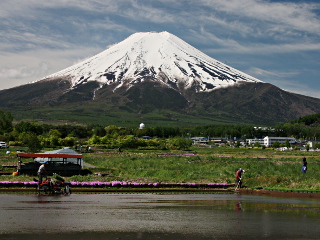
left=42, top=31, right=262, bottom=92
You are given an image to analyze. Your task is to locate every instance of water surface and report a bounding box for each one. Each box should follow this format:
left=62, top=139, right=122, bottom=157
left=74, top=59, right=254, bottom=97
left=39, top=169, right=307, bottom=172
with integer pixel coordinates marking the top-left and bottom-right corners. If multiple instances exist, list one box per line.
left=0, top=193, right=319, bottom=239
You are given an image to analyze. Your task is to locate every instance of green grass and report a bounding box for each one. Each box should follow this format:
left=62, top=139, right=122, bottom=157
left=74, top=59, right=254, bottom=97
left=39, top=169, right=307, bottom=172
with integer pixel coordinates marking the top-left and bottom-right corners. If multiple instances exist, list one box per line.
left=9, top=104, right=248, bottom=127
left=1, top=146, right=319, bottom=191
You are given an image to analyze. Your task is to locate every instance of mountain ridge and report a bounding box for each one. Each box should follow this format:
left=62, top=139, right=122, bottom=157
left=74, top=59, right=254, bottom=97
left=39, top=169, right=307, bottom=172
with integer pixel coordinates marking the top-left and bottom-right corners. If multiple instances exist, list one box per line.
left=1, top=31, right=320, bottom=126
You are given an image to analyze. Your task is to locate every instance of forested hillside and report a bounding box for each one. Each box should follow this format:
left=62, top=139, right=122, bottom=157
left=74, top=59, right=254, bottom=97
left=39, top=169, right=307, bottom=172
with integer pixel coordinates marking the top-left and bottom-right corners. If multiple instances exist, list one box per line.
left=289, top=113, right=320, bottom=126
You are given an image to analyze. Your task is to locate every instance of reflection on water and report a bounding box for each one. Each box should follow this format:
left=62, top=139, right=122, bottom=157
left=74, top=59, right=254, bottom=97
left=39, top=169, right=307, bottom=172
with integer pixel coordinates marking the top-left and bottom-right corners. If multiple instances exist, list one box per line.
left=0, top=193, right=319, bottom=239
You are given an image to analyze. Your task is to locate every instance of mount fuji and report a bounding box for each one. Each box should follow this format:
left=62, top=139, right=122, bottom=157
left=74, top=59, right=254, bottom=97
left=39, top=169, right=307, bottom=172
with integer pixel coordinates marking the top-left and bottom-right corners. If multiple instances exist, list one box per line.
left=40, top=31, right=262, bottom=94
left=1, top=31, right=320, bottom=126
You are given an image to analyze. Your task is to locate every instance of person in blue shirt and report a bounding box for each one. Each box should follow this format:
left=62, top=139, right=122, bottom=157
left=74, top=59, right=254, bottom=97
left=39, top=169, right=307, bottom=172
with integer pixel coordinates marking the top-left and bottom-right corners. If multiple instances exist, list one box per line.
left=302, top=157, right=307, bottom=174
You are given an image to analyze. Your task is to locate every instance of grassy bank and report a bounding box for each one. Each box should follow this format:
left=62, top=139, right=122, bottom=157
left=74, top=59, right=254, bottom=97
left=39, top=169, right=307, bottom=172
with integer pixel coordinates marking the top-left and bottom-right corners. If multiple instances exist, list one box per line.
left=1, top=146, right=319, bottom=191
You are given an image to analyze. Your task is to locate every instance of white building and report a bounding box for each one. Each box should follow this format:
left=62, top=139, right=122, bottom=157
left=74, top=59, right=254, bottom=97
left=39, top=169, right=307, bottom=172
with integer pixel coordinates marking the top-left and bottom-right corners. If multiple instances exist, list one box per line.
left=307, top=141, right=320, bottom=149
left=246, top=138, right=265, bottom=146
left=191, top=137, right=208, bottom=144
left=264, top=136, right=296, bottom=147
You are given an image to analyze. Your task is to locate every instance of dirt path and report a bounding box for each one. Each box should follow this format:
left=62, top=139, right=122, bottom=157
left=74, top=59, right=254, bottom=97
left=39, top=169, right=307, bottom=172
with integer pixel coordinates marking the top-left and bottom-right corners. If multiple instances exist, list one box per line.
left=83, top=162, right=97, bottom=168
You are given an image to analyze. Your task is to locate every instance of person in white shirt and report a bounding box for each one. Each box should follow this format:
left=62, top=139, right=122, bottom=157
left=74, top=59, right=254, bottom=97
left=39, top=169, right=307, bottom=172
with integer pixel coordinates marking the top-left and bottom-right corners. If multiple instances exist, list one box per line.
left=37, top=161, right=48, bottom=187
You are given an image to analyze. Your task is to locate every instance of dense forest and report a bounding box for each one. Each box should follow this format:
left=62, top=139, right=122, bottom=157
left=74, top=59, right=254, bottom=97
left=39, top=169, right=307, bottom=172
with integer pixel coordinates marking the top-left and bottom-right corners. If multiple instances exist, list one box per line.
left=0, top=110, right=319, bottom=151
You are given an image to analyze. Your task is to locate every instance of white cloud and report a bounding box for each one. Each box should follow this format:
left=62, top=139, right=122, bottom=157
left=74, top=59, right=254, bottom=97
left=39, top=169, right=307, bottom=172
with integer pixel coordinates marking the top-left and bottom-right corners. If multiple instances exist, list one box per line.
left=247, top=67, right=282, bottom=78
left=272, top=80, right=320, bottom=99
left=198, top=0, right=320, bottom=35
left=0, top=47, right=103, bottom=90
left=245, top=67, right=320, bottom=99
left=0, top=63, right=49, bottom=79
left=203, top=40, right=320, bottom=55
left=247, top=67, right=300, bottom=79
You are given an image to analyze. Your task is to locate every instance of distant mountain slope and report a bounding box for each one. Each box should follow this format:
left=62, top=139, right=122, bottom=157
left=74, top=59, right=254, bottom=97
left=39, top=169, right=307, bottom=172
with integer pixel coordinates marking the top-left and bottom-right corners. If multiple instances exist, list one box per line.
left=1, top=31, right=320, bottom=126
left=1, top=78, right=319, bottom=126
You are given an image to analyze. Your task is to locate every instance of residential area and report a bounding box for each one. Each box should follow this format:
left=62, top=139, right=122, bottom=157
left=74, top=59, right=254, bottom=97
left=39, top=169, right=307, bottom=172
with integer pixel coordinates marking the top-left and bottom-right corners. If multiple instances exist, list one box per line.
left=191, top=136, right=320, bottom=151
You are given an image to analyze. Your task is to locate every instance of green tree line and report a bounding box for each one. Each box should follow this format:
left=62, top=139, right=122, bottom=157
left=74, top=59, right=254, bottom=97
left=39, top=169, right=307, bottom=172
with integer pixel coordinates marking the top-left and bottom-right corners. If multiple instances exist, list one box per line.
left=0, top=110, right=320, bottom=152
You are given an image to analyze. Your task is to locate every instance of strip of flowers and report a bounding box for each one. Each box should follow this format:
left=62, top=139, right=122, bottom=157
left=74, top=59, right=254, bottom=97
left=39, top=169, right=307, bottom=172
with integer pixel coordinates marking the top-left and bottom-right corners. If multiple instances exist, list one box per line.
left=218, top=156, right=267, bottom=159
left=0, top=181, right=233, bottom=188
left=118, top=152, right=195, bottom=156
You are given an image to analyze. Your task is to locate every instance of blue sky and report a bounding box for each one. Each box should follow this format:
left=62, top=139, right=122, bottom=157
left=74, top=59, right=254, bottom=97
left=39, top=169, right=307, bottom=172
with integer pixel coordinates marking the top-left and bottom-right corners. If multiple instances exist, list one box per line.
left=1, top=0, right=319, bottom=98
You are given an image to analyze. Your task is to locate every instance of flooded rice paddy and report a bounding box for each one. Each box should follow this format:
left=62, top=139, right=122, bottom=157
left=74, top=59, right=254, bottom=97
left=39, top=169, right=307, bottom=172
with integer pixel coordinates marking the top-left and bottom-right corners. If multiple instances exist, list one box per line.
left=0, top=193, right=320, bottom=239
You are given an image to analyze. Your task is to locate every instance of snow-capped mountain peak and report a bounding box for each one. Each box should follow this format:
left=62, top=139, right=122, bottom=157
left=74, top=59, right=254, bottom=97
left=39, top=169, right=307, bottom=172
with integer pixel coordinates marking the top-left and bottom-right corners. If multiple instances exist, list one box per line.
left=42, top=31, right=262, bottom=92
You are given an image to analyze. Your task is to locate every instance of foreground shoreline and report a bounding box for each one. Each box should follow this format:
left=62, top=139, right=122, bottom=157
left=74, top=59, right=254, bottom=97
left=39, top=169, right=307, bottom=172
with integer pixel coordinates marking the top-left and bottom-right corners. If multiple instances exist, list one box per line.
left=1, top=187, right=320, bottom=199
left=238, top=189, right=320, bottom=199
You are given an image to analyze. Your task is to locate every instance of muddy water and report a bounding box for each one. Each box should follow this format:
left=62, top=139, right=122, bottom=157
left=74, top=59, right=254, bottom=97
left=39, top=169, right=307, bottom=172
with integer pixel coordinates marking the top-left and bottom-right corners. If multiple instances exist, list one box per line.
left=0, top=193, right=319, bottom=239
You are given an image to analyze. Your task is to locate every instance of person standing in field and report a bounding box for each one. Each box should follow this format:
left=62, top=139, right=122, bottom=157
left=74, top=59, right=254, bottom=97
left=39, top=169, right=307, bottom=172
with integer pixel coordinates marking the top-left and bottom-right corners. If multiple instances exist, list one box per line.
left=37, top=161, right=48, bottom=188
left=236, top=168, right=245, bottom=188
left=302, top=157, right=307, bottom=174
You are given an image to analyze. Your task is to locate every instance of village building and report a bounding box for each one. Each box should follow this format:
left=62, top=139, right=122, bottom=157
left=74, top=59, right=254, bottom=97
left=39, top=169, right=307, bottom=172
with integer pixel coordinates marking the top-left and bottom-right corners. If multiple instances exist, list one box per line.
left=263, top=136, right=296, bottom=147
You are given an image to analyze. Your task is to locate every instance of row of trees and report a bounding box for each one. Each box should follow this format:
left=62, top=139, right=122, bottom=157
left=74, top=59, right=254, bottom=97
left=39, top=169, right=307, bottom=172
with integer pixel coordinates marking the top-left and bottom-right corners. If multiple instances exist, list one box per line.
left=87, top=134, right=193, bottom=150
left=0, top=110, right=320, bottom=152
left=0, top=111, right=194, bottom=151
left=0, top=110, right=13, bottom=134
left=189, top=113, right=320, bottom=140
